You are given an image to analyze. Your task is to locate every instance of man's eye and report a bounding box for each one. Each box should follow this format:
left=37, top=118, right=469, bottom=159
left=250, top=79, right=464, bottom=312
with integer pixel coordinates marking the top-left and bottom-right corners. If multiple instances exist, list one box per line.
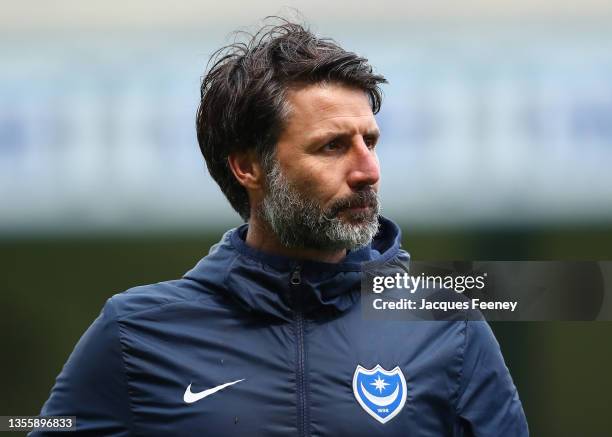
left=322, top=140, right=341, bottom=151
left=364, top=136, right=378, bottom=149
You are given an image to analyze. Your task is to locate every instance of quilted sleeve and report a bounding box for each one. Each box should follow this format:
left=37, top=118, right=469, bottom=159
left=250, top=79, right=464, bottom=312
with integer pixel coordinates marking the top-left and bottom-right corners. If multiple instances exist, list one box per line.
left=455, top=320, right=529, bottom=436
left=29, top=298, right=133, bottom=436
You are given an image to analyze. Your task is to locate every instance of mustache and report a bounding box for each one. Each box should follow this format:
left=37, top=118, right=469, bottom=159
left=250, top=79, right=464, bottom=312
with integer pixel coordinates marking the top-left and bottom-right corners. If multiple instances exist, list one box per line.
left=326, top=189, right=379, bottom=217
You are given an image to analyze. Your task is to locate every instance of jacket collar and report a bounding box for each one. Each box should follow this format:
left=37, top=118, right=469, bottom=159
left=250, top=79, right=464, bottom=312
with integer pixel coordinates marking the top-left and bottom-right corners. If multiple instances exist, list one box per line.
left=185, top=216, right=404, bottom=321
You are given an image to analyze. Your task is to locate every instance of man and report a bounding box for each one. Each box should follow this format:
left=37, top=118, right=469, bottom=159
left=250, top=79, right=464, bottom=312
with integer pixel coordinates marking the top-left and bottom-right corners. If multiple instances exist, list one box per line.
left=33, top=20, right=528, bottom=436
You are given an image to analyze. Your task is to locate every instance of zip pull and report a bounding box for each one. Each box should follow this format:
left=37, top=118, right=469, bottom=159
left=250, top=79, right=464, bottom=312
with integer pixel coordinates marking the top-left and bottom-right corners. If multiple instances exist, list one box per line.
left=290, top=265, right=302, bottom=285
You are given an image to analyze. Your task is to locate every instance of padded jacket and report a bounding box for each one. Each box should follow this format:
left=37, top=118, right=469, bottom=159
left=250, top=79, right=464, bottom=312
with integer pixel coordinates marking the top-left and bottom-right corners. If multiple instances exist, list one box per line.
left=32, top=216, right=528, bottom=436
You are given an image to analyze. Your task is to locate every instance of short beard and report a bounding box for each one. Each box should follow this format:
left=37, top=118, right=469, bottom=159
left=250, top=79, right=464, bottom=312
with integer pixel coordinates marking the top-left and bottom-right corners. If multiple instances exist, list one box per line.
left=257, top=160, right=380, bottom=252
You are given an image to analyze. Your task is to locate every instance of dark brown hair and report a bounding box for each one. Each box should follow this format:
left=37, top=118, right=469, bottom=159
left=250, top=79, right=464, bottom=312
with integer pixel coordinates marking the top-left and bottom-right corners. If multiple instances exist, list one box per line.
left=196, top=18, right=387, bottom=220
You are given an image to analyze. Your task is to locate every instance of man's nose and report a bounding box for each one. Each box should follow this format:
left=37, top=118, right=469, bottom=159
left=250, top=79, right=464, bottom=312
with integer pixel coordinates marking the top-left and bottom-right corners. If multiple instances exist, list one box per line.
left=346, top=139, right=380, bottom=189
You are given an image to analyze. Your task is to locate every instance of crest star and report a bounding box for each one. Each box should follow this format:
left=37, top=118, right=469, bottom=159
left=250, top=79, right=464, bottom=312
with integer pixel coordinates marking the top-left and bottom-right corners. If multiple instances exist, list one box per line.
left=370, top=375, right=389, bottom=393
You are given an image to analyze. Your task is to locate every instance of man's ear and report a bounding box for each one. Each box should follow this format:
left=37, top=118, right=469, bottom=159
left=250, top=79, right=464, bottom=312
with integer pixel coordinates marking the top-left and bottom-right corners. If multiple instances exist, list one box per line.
left=227, top=151, right=265, bottom=190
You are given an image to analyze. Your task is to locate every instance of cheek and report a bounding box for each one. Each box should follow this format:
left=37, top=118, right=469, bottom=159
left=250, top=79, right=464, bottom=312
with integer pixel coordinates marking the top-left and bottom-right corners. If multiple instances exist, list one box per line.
left=294, top=167, right=341, bottom=202
left=286, top=157, right=352, bottom=204
left=298, top=170, right=333, bottom=197
left=314, top=170, right=351, bottom=206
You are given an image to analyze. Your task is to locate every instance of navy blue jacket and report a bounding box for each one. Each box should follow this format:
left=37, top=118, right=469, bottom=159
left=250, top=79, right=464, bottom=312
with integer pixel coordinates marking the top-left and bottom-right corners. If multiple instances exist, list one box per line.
left=33, top=217, right=528, bottom=436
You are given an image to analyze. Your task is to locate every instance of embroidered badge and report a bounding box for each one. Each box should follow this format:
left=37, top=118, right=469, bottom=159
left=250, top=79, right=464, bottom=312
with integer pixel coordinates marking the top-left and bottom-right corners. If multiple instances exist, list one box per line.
left=352, top=364, right=407, bottom=424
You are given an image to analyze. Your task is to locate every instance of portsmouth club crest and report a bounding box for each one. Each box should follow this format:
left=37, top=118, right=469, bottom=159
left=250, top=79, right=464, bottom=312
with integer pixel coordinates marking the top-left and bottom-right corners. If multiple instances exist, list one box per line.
left=352, top=364, right=407, bottom=424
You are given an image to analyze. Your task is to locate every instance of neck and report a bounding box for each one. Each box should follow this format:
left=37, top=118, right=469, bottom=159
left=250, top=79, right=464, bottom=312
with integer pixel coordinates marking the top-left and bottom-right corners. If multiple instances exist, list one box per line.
left=245, top=214, right=347, bottom=264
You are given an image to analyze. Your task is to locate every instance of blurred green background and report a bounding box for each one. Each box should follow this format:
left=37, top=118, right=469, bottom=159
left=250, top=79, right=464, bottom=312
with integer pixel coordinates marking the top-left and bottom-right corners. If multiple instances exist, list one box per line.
left=2, top=225, right=612, bottom=436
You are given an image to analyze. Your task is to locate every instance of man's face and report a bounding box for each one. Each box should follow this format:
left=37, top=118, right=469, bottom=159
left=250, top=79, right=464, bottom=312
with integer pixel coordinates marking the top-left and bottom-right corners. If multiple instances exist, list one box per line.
left=258, top=82, right=381, bottom=251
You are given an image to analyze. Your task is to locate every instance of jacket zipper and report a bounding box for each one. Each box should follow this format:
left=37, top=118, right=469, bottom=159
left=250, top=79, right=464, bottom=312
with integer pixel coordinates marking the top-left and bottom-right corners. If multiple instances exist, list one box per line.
left=291, top=265, right=309, bottom=437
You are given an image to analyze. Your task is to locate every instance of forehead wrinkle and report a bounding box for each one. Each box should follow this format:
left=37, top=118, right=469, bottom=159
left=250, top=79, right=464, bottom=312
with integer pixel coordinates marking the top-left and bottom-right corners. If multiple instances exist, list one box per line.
left=294, top=111, right=375, bottom=133
left=283, top=112, right=374, bottom=140
left=286, top=84, right=371, bottom=117
left=308, top=113, right=378, bottom=135
left=311, top=113, right=375, bottom=123
left=309, top=95, right=371, bottom=116
left=281, top=84, right=377, bottom=143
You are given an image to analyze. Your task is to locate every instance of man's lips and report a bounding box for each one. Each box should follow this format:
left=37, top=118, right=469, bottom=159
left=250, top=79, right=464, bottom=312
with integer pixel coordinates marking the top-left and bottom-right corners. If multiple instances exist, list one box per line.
left=342, top=204, right=375, bottom=213
left=329, top=190, right=378, bottom=216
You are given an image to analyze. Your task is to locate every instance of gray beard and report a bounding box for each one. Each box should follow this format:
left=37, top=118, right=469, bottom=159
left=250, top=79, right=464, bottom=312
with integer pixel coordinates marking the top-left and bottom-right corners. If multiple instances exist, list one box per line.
left=258, top=161, right=380, bottom=251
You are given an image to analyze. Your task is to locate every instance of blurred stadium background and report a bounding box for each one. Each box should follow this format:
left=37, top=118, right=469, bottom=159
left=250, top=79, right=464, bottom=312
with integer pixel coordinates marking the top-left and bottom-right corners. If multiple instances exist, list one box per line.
left=1, top=1, right=612, bottom=435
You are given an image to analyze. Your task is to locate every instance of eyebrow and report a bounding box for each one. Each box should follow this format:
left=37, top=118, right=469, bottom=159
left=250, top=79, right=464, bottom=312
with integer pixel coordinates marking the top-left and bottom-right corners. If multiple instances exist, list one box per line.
left=307, top=128, right=381, bottom=146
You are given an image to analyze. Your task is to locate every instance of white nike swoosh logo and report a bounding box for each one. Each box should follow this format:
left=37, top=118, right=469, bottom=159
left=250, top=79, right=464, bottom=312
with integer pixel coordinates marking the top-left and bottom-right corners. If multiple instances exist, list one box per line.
left=183, top=379, right=245, bottom=404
